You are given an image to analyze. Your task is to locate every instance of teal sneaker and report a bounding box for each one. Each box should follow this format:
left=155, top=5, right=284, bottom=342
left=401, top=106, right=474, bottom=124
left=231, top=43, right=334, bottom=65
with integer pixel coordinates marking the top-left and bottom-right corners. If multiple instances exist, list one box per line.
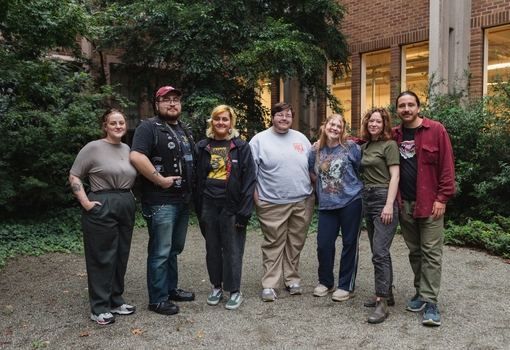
left=423, top=302, right=441, bottom=326
left=406, top=292, right=426, bottom=312
left=206, top=287, right=223, bottom=306
left=225, top=291, right=244, bottom=310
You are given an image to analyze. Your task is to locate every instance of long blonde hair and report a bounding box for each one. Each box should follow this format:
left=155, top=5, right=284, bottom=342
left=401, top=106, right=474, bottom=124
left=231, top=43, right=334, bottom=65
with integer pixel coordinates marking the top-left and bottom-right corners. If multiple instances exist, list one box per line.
left=206, top=104, right=240, bottom=140
left=314, top=114, right=348, bottom=173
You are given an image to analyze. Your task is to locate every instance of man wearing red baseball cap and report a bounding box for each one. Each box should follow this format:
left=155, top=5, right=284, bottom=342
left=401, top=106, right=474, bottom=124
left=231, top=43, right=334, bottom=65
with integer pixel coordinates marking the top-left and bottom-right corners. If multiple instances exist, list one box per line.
left=155, top=86, right=183, bottom=99
left=130, top=86, right=196, bottom=315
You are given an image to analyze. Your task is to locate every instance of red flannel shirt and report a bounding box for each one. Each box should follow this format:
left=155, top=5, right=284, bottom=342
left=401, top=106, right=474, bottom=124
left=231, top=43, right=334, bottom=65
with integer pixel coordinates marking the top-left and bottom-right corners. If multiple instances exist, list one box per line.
left=392, top=117, right=456, bottom=218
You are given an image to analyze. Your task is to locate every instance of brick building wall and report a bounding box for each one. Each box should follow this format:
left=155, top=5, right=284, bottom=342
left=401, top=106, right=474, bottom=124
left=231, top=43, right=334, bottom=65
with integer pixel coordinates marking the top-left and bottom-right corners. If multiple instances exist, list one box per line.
left=338, top=0, right=430, bottom=131
left=470, top=0, right=510, bottom=98
left=335, top=0, right=510, bottom=132
left=54, top=2, right=510, bottom=133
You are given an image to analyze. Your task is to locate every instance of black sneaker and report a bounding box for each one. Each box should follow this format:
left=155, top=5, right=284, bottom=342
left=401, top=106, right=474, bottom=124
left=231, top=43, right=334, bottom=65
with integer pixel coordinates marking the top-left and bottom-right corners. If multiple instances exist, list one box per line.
left=148, top=300, right=179, bottom=315
left=168, top=288, right=195, bottom=301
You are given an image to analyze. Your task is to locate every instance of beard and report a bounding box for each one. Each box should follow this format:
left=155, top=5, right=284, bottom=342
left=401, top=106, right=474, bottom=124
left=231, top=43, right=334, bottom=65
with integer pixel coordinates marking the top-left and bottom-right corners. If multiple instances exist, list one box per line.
left=158, top=110, right=180, bottom=124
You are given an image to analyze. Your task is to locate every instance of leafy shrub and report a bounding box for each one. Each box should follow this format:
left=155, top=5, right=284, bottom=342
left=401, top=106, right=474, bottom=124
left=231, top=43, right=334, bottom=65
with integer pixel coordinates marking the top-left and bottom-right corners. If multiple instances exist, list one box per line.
left=0, top=208, right=84, bottom=270
left=391, top=74, right=510, bottom=223
left=0, top=0, right=128, bottom=220
left=445, top=216, right=510, bottom=258
left=0, top=205, right=150, bottom=271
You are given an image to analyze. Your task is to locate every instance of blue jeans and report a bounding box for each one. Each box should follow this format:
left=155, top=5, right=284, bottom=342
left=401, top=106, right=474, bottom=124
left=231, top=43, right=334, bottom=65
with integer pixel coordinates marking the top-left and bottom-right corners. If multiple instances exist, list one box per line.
left=199, top=196, right=246, bottom=292
left=317, top=198, right=363, bottom=291
left=363, top=188, right=398, bottom=297
left=143, top=202, right=190, bottom=304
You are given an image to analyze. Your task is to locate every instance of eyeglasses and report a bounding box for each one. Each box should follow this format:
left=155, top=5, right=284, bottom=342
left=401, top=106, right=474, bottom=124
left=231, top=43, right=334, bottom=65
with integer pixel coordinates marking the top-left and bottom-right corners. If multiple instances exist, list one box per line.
left=274, top=113, right=293, bottom=119
left=159, top=98, right=181, bottom=104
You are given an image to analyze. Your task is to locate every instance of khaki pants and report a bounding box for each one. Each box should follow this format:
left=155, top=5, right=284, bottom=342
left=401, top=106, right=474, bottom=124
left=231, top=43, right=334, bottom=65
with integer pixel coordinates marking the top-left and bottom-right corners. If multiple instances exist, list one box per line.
left=400, top=200, right=444, bottom=304
left=256, top=194, right=315, bottom=288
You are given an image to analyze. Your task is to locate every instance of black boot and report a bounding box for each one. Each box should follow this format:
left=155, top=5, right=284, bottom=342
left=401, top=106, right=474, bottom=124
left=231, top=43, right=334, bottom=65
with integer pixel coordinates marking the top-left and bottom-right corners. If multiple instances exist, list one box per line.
left=368, top=298, right=389, bottom=324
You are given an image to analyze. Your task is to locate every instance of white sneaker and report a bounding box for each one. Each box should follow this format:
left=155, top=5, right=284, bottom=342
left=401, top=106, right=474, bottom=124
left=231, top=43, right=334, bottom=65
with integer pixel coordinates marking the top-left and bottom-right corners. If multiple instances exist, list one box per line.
left=111, top=303, right=136, bottom=315
left=332, top=289, right=355, bottom=302
left=91, top=312, right=115, bottom=325
left=261, top=288, right=277, bottom=302
left=313, top=284, right=336, bottom=297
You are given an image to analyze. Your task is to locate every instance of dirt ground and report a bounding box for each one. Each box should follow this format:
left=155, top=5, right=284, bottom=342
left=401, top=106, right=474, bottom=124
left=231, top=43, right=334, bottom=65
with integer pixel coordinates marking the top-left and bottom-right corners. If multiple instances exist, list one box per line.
left=1, top=226, right=510, bottom=349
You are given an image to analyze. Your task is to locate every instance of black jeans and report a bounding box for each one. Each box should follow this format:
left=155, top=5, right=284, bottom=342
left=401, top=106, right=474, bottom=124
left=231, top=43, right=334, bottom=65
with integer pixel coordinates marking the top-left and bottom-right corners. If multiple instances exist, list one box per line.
left=363, top=188, right=398, bottom=297
left=199, top=196, right=247, bottom=292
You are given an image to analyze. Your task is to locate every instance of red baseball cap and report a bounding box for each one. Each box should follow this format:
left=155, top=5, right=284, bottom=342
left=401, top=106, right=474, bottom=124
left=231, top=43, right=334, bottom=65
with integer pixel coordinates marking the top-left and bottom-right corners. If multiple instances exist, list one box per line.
left=156, top=86, right=183, bottom=99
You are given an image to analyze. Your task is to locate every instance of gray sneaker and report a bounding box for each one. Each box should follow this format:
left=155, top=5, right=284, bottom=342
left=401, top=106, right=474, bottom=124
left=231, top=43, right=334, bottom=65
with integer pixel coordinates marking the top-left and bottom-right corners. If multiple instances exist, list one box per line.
left=110, top=303, right=136, bottom=315
left=225, top=291, right=244, bottom=310
left=261, top=288, right=277, bottom=302
left=91, top=312, right=115, bottom=325
left=313, top=284, right=336, bottom=297
left=286, top=284, right=302, bottom=295
left=332, top=289, right=355, bottom=302
left=207, top=287, right=223, bottom=306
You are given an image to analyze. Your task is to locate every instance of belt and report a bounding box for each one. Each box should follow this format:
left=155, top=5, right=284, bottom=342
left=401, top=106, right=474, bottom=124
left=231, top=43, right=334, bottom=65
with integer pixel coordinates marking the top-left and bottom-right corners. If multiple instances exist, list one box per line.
left=92, top=189, right=131, bottom=194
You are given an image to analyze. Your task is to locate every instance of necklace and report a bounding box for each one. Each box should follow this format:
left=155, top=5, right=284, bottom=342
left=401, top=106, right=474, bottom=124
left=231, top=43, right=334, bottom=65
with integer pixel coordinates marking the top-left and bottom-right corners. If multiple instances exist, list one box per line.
left=102, top=139, right=124, bottom=160
left=114, top=146, right=124, bottom=160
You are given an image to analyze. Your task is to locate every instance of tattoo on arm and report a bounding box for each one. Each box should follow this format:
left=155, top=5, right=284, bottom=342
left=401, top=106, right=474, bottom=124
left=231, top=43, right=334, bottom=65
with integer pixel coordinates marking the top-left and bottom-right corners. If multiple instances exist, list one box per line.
left=71, top=182, right=82, bottom=193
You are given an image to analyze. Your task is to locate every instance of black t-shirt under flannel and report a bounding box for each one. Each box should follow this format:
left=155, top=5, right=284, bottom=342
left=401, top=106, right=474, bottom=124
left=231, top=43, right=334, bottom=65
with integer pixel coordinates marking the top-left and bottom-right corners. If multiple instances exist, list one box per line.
left=399, top=126, right=418, bottom=201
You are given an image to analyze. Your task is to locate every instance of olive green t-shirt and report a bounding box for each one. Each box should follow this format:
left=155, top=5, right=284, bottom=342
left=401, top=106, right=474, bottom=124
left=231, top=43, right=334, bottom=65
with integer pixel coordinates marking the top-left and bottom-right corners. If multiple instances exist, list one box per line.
left=361, top=140, right=399, bottom=187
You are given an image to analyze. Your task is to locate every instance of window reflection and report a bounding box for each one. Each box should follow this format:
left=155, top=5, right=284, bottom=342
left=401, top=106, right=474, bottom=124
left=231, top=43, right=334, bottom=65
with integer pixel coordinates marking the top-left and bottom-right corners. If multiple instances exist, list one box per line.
left=402, top=42, right=429, bottom=102
left=363, top=50, right=391, bottom=113
left=486, top=25, right=510, bottom=95
left=332, top=62, right=352, bottom=127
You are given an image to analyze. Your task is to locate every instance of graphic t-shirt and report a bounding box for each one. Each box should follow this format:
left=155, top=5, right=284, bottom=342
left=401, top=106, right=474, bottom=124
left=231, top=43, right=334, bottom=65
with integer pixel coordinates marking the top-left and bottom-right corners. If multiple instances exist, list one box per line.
left=399, top=126, right=419, bottom=200
left=204, top=139, right=230, bottom=199
left=308, top=141, right=363, bottom=210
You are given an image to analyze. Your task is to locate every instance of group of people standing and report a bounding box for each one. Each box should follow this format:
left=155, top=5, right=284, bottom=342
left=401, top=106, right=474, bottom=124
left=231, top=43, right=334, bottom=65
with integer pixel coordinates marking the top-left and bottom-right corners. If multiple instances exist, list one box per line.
left=69, top=87, right=455, bottom=328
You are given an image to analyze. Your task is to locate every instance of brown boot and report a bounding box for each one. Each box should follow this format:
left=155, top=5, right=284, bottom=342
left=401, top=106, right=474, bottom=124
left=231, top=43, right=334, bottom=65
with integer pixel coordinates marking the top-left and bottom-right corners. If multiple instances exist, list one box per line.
left=368, top=298, right=389, bottom=324
left=364, top=286, right=395, bottom=307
